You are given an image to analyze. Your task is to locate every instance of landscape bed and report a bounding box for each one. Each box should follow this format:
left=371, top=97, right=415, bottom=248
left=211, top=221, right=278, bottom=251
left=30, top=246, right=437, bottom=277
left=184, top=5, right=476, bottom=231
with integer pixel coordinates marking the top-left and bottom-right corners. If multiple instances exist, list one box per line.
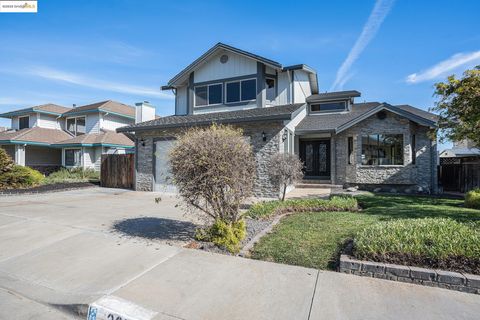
left=251, top=195, right=480, bottom=272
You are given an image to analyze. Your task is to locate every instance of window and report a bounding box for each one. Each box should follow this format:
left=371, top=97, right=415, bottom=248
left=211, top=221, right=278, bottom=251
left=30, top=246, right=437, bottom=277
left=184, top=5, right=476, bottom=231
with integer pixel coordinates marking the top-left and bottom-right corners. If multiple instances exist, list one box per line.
left=66, top=117, right=86, bottom=136
left=226, top=78, right=257, bottom=103
left=65, top=149, right=82, bottom=167
left=361, top=134, right=403, bottom=165
left=19, top=116, right=29, bottom=130
left=348, top=137, right=354, bottom=164
left=194, top=83, right=223, bottom=107
left=411, top=134, right=416, bottom=164
left=266, top=77, right=276, bottom=102
left=310, top=101, right=346, bottom=113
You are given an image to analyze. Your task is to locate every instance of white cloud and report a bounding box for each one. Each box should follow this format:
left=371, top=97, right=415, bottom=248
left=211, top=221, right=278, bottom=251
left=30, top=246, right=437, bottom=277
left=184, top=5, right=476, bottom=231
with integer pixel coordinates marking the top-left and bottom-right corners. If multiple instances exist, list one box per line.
left=331, top=0, right=395, bottom=91
left=406, top=51, right=480, bottom=83
left=29, top=66, right=173, bottom=99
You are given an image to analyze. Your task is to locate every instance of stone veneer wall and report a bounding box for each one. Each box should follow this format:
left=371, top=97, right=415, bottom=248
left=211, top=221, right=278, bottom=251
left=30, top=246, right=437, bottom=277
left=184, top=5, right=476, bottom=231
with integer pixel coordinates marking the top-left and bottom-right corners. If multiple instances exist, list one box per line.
left=340, top=255, right=480, bottom=294
left=134, top=121, right=284, bottom=198
left=334, top=111, right=436, bottom=193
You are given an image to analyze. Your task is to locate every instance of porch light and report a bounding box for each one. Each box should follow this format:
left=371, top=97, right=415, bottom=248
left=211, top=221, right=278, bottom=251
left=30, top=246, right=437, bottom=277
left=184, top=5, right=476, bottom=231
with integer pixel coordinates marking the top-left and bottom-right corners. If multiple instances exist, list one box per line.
left=262, top=131, right=267, bottom=142
left=282, top=129, right=288, bottom=142
left=140, top=138, right=145, bottom=147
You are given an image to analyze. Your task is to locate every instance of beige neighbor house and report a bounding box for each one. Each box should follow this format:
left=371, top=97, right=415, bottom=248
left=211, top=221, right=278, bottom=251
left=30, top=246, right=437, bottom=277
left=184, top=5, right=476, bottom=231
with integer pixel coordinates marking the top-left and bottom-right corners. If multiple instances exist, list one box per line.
left=118, top=43, right=439, bottom=198
left=0, top=100, right=155, bottom=173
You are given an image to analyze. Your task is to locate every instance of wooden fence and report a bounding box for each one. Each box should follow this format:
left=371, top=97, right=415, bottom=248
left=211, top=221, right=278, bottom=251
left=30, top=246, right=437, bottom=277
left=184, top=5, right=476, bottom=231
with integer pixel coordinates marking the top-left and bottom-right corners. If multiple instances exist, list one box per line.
left=101, top=154, right=134, bottom=189
left=439, top=159, right=480, bottom=193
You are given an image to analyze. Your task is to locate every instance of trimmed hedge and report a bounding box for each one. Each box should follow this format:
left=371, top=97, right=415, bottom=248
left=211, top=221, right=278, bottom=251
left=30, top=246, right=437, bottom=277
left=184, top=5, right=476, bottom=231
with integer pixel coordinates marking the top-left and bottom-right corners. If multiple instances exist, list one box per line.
left=465, top=189, right=480, bottom=209
left=354, top=218, right=480, bottom=274
left=247, top=196, right=358, bottom=220
left=0, top=165, right=44, bottom=189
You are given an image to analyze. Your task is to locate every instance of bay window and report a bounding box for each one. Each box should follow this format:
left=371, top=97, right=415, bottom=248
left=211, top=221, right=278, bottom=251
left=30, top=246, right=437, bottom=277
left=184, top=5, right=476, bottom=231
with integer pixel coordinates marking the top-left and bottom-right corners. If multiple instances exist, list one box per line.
left=361, top=134, right=403, bottom=165
left=66, top=117, right=86, bottom=136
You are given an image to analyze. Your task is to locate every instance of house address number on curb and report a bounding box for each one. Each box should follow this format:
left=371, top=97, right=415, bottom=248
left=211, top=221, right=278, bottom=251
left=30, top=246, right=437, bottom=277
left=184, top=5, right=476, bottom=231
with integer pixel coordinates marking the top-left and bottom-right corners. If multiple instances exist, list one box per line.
left=87, top=295, right=157, bottom=320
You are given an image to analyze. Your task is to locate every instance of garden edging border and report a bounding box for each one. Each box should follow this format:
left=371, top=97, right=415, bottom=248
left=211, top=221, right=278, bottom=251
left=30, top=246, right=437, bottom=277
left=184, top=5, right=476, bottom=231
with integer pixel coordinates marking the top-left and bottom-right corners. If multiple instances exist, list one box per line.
left=339, top=254, right=480, bottom=294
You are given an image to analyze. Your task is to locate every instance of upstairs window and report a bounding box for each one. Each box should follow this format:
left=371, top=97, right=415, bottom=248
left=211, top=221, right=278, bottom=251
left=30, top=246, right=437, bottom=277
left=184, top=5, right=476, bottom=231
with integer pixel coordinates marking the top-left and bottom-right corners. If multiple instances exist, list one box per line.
left=361, top=134, right=403, bottom=165
left=266, top=77, right=276, bottom=102
left=226, top=78, right=256, bottom=103
left=66, top=117, right=86, bottom=136
left=19, top=116, right=29, bottom=130
left=310, top=101, right=346, bottom=113
left=194, top=83, right=223, bottom=107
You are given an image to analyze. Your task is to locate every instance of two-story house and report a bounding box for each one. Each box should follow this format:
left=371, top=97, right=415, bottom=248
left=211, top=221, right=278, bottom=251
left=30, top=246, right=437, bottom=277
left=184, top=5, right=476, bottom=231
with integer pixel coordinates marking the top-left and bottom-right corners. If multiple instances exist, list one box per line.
left=115, top=43, right=437, bottom=197
left=0, top=100, right=154, bottom=173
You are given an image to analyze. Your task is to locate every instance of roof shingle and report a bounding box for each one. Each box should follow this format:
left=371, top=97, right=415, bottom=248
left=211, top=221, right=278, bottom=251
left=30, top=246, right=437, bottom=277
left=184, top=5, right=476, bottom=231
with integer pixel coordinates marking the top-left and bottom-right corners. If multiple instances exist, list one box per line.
left=52, top=130, right=134, bottom=147
left=63, top=100, right=135, bottom=118
left=0, top=127, right=72, bottom=144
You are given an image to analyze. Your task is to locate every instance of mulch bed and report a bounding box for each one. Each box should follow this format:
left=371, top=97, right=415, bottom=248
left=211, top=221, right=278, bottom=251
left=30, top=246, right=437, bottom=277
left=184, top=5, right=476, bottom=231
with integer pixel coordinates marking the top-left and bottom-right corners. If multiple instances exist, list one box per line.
left=0, top=181, right=99, bottom=195
left=354, top=252, right=480, bottom=275
left=191, top=218, right=272, bottom=256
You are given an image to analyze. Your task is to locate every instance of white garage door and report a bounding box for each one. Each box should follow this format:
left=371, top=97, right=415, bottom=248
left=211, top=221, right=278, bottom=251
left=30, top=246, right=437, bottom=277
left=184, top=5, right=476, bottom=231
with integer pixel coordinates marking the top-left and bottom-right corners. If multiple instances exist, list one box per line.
left=154, top=139, right=177, bottom=193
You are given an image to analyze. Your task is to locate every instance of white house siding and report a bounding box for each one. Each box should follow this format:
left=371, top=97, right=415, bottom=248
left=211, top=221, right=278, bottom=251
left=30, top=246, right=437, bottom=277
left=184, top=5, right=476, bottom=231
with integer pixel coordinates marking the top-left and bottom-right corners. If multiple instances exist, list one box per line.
left=193, top=102, right=257, bottom=114
left=293, top=70, right=312, bottom=103
left=175, top=86, right=188, bottom=115
left=82, top=147, right=102, bottom=170
left=194, top=50, right=257, bottom=83
left=86, top=113, right=101, bottom=133
left=25, top=146, right=61, bottom=166
left=37, top=114, right=59, bottom=129
left=277, top=71, right=292, bottom=105
left=102, top=114, right=133, bottom=131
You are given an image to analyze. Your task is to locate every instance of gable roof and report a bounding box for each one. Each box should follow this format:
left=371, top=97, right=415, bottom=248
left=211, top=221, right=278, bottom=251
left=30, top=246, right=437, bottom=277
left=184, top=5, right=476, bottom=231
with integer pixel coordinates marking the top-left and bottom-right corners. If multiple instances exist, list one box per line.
left=52, top=130, right=134, bottom=147
left=118, top=103, right=305, bottom=133
left=165, top=43, right=283, bottom=88
left=0, top=103, right=71, bottom=118
left=62, top=100, right=135, bottom=119
left=296, top=103, right=438, bottom=133
left=0, top=127, right=72, bottom=146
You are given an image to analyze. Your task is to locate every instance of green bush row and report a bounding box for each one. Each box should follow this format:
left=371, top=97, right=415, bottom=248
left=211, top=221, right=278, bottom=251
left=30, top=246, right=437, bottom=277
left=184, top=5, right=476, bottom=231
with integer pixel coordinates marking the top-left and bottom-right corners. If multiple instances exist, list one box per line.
left=247, top=196, right=359, bottom=219
left=465, top=188, right=480, bottom=209
left=354, top=218, right=480, bottom=260
left=44, top=167, right=99, bottom=184
left=0, top=165, right=44, bottom=189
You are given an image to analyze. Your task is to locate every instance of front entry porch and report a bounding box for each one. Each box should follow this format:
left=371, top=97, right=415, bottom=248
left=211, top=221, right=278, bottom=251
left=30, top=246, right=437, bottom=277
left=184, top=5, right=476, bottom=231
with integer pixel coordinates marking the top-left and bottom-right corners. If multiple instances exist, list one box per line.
left=298, top=139, right=331, bottom=180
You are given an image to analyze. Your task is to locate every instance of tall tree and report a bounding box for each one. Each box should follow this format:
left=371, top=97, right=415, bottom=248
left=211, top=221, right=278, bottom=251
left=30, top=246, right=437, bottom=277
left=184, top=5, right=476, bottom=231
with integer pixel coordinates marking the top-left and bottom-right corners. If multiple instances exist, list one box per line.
left=432, top=66, right=480, bottom=146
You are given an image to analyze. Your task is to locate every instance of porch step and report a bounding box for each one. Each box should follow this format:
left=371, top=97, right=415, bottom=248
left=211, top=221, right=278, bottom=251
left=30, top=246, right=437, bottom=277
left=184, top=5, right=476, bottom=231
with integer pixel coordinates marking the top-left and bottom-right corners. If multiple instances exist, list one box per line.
left=301, top=179, right=332, bottom=184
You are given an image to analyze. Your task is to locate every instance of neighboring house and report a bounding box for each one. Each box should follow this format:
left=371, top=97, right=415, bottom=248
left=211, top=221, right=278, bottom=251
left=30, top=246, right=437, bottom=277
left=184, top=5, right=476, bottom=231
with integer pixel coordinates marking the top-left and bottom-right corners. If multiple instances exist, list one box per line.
left=440, top=139, right=480, bottom=161
left=0, top=100, right=154, bottom=173
left=115, top=42, right=438, bottom=197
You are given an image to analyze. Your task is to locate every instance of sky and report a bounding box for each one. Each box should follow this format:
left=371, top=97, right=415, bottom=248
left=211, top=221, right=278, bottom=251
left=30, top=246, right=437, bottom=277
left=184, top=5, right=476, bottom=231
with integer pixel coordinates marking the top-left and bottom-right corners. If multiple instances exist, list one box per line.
left=1, top=0, right=479, bottom=150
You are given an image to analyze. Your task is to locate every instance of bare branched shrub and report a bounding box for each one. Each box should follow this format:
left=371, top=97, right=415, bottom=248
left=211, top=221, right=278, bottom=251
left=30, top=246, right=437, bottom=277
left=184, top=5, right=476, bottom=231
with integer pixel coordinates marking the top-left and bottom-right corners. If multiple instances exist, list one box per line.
left=267, top=152, right=304, bottom=201
left=169, top=124, right=256, bottom=223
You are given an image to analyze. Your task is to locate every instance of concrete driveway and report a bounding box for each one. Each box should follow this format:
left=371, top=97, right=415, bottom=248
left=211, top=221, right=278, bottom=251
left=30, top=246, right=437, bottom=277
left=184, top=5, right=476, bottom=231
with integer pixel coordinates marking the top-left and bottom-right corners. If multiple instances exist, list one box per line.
left=0, top=187, right=478, bottom=319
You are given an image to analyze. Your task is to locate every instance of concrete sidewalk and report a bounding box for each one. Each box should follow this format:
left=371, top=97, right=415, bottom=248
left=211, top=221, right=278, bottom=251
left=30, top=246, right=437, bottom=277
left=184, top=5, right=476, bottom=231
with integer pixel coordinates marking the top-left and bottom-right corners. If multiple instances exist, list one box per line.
left=0, top=188, right=478, bottom=319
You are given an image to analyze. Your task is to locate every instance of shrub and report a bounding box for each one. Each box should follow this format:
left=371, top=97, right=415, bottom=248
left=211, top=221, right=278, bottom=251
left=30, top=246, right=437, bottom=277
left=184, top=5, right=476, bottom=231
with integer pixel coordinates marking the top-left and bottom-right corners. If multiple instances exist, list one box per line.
left=44, top=167, right=99, bottom=184
left=465, top=189, right=480, bottom=209
left=0, top=148, right=14, bottom=173
left=354, top=218, right=480, bottom=262
left=195, top=219, right=247, bottom=253
left=247, top=196, right=358, bottom=219
left=0, top=165, right=44, bottom=189
left=267, top=153, right=304, bottom=201
left=169, top=124, right=256, bottom=224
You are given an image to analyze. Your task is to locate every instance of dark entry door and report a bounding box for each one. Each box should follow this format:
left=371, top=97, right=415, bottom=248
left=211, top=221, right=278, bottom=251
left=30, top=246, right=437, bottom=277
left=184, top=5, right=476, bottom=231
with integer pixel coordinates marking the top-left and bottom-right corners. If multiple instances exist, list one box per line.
left=299, top=140, right=331, bottom=178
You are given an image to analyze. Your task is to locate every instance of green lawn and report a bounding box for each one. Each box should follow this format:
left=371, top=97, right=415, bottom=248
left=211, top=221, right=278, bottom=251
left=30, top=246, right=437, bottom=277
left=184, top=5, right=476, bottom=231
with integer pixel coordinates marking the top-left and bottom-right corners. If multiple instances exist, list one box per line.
left=251, top=195, right=480, bottom=270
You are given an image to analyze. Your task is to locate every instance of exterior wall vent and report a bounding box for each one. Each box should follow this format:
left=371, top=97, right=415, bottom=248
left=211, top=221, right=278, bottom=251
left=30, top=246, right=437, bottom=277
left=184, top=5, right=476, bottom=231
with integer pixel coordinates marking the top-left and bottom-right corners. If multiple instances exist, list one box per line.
left=220, top=54, right=229, bottom=64
left=377, top=110, right=387, bottom=120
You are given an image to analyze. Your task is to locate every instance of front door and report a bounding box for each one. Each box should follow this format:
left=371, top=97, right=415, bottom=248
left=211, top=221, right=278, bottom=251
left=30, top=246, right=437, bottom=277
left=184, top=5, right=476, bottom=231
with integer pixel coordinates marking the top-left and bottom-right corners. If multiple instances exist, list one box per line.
left=299, top=140, right=331, bottom=178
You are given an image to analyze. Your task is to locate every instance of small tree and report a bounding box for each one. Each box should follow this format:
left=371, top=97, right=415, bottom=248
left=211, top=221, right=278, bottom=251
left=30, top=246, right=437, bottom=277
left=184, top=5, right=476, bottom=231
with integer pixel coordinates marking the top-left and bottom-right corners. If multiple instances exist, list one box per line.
left=267, top=152, right=304, bottom=201
left=169, top=124, right=256, bottom=224
left=0, top=148, right=14, bottom=173
left=431, top=66, right=480, bottom=145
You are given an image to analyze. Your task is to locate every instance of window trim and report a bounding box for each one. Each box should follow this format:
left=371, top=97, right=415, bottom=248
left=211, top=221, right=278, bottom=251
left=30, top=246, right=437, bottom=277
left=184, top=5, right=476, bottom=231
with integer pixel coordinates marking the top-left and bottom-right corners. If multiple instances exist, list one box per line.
left=64, top=148, right=82, bottom=167
left=65, top=116, right=86, bottom=136
left=310, top=100, right=347, bottom=113
left=18, top=116, right=30, bottom=130
left=265, top=76, right=276, bottom=102
left=194, top=82, right=224, bottom=107
left=347, top=136, right=354, bottom=165
left=225, top=78, right=257, bottom=104
left=361, top=134, right=404, bottom=166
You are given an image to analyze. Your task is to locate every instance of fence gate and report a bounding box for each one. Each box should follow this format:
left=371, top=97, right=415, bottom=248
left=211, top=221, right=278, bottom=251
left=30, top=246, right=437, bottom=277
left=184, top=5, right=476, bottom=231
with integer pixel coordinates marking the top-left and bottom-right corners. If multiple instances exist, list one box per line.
left=101, top=154, right=134, bottom=189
